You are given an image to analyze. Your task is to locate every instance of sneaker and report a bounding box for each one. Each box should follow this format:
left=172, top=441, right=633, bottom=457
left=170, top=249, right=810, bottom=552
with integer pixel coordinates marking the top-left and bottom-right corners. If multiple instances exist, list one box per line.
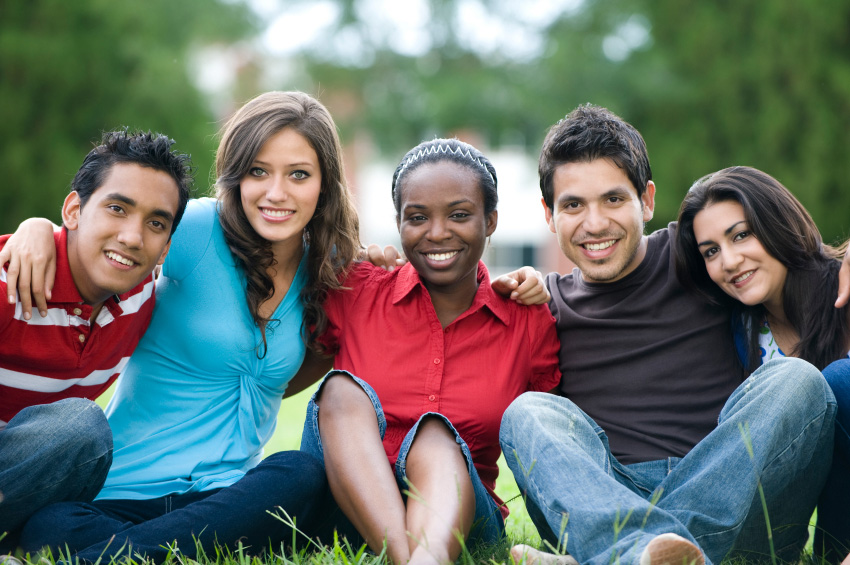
left=510, top=544, right=580, bottom=565
left=639, top=533, right=704, bottom=565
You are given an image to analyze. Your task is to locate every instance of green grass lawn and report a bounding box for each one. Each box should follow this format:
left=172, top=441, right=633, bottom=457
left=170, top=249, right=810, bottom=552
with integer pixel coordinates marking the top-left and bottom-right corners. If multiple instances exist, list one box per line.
left=82, top=385, right=822, bottom=565
left=88, top=382, right=539, bottom=564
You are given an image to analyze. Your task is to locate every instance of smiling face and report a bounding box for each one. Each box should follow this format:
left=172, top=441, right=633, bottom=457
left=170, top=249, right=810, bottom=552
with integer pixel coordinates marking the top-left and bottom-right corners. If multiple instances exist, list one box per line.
left=239, top=127, right=322, bottom=260
left=397, top=161, right=497, bottom=296
left=544, top=158, right=655, bottom=283
left=692, top=199, right=788, bottom=315
left=64, top=162, right=180, bottom=306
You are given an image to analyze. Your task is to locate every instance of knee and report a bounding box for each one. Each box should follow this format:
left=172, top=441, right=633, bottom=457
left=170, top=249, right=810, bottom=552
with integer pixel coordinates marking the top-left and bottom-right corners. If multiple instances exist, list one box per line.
left=823, top=359, right=850, bottom=404
left=19, top=399, right=112, bottom=464
left=262, top=451, right=328, bottom=496
left=501, top=392, right=544, bottom=431
left=315, top=373, right=369, bottom=414
left=408, top=416, right=459, bottom=459
left=58, top=399, right=113, bottom=462
left=500, top=392, right=575, bottom=443
left=745, top=359, right=836, bottom=435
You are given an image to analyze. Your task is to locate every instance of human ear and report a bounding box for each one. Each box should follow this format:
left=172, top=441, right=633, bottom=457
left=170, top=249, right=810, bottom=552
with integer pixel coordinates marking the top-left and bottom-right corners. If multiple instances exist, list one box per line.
left=542, top=198, right=556, bottom=234
left=61, top=192, right=82, bottom=231
left=485, top=210, right=498, bottom=237
left=641, top=181, right=656, bottom=222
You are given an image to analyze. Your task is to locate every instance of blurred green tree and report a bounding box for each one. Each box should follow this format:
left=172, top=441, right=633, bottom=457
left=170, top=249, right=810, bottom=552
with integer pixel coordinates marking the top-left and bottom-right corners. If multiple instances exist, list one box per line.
left=0, top=0, right=254, bottom=231
left=296, top=0, right=850, bottom=241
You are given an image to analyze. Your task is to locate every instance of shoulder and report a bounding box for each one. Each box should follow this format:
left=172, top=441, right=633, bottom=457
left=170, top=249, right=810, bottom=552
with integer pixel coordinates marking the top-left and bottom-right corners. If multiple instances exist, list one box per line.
left=162, top=198, right=219, bottom=279
left=173, top=198, right=218, bottom=243
left=328, top=261, right=392, bottom=306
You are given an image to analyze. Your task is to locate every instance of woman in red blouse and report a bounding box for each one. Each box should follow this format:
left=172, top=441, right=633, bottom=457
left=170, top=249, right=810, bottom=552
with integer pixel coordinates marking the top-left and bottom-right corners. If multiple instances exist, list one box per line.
left=300, top=138, right=562, bottom=565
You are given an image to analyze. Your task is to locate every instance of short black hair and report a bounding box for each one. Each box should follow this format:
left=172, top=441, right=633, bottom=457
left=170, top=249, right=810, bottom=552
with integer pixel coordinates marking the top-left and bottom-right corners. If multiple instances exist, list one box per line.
left=71, top=129, right=194, bottom=233
left=539, top=104, right=651, bottom=209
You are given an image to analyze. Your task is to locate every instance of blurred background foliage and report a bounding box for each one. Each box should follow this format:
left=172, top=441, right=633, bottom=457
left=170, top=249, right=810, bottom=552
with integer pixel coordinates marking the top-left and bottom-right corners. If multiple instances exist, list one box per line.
left=2, top=0, right=849, bottom=242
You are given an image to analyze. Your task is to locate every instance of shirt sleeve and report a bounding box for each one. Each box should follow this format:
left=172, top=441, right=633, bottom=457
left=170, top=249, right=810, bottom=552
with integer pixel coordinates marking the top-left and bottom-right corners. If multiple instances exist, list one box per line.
left=0, top=236, right=17, bottom=332
left=161, top=198, right=216, bottom=282
left=317, top=261, right=374, bottom=353
left=525, top=304, right=562, bottom=392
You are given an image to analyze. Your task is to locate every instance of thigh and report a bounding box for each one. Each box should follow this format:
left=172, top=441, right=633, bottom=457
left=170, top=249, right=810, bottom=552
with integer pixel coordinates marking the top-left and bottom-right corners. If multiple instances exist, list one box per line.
left=395, top=413, right=505, bottom=546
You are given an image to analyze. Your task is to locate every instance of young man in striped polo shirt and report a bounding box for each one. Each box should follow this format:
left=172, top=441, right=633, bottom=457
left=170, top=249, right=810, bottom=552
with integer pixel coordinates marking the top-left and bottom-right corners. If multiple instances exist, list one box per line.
left=0, top=130, right=192, bottom=549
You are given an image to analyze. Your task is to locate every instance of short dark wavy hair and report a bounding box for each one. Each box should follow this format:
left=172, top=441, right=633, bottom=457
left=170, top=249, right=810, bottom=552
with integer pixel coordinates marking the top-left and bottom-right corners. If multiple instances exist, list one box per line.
left=539, top=104, right=651, bottom=210
left=71, top=129, right=194, bottom=234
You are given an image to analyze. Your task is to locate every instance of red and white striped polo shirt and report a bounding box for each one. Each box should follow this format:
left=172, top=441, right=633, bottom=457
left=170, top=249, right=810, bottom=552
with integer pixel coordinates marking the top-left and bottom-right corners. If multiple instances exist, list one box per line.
left=0, top=230, right=155, bottom=428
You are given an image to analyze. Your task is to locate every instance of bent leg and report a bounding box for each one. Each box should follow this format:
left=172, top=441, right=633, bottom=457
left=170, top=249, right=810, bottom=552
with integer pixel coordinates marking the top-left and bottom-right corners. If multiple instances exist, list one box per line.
left=25, top=451, right=328, bottom=563
left=816, top=358, right=850, bottom=561
left=0, top=398, right=112, bottom=536
left=308, top=372, right=410, bottom=564
left=654, top=357, right=835, bottom=563
left=21, top=497, right=169, bottom=556
left=399, top=414, right=485, bottom=564
left=500, top=392, right=699, bottom=565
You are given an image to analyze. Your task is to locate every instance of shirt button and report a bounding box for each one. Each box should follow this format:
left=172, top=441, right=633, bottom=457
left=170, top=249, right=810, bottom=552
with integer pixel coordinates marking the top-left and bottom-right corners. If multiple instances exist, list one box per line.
left=73, top=308, right=82, bottom=316
left=428, top=395, right=436, bottom=402
left=433, top=358, right=441, bottom=365
left=78, top=334, right=85, bottom=343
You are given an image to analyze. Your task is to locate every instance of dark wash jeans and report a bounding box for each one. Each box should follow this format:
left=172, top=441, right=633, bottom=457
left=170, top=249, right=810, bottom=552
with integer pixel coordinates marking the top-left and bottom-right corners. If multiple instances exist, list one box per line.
left=0, top=398, right=112, bottom=552
left=817, top=358, right=850, bottom=562
left=21, top=451, right=333, bottom=564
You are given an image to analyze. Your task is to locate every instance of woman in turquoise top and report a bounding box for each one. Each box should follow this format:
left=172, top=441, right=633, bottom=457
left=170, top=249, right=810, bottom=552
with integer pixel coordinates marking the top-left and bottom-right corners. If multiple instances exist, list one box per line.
left=19, top=91, right=361, bottom=562
left=673, top=166, right=850, bottom=563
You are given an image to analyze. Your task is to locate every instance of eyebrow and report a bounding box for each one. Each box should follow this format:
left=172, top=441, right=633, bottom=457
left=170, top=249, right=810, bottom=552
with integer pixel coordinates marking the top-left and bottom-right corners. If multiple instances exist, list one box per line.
left=252, top=159, right=315, bottom=168
left=697, top=220, right=747, bottom=247
left=105, top=192, right=175, bottom=223
left=404, top=198, right=474, bottom=210
left=556, top=187, right=631, bottom=205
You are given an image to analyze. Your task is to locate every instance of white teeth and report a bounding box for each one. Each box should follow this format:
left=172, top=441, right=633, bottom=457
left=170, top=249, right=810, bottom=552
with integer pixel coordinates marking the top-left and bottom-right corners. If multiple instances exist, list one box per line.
left=106, top=251, right=134, bottom=266
left=733, top=271, right=754, bottom=284
left=426, top=251, right=459, bottom=261
left=262, top=208, right=293, bottom=218
left=584, top=240, right=615, bottom=251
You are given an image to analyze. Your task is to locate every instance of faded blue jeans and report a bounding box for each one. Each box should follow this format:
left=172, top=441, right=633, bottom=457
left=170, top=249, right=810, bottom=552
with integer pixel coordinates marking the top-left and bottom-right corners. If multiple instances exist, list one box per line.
left=500, top=357, right=835, bottom=565
left=0, top=398, right=112, bottom=550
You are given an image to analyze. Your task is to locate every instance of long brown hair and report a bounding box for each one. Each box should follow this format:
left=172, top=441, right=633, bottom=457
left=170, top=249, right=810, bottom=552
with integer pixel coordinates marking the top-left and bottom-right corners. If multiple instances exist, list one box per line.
left=215, top=91, right=360, bottom=355
left=675, top=166, right=849, bottom=371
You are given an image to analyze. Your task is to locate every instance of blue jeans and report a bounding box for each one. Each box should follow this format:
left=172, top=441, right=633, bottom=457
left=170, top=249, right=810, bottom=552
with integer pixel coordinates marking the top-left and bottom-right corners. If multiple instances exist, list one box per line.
left=300, top=370, right=505, bottom=548
left=500, top=357, right=835, bottom=565
left=817, top=358, right=850, bottom=561
left=0, top=398, right=112, bottom=549
left=20, top=451, right=332, bottom=563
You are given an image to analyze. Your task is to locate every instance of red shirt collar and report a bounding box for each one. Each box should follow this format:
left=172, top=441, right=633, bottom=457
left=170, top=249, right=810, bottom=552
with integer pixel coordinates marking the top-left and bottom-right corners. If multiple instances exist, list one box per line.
left=51, top=228, right=126, bottom=316
left=391, top=261, right=510, bottom=326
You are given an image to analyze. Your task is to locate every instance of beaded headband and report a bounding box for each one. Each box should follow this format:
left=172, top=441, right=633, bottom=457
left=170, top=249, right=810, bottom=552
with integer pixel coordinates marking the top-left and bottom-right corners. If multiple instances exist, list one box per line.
left=394, top=142, right=496, bottom=192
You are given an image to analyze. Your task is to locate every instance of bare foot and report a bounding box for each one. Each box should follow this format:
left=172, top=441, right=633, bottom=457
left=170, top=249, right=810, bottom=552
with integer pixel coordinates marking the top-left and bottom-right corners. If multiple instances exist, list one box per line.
left=639, top=533, right=704, bottom=565
left=510, top=544, right=579, bottom=565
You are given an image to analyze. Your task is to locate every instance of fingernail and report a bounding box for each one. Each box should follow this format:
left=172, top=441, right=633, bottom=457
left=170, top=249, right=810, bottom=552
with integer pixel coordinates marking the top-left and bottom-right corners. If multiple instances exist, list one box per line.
left=388, top=266, right=395, bottom=272
left=24, top=312, right=31, bottom=321
left=7, top=295, right=13, bottom=304
left=40, top=310, right=47, bottom=318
